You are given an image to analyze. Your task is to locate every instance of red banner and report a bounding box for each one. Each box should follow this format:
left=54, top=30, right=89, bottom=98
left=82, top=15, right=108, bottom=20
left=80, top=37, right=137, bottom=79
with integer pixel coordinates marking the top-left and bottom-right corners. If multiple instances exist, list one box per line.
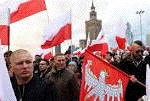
left=80, top=50, right=130, bottom=101
left=116, top=36, right=126, bottom=49
left=10, top=0, right=46, bottom=23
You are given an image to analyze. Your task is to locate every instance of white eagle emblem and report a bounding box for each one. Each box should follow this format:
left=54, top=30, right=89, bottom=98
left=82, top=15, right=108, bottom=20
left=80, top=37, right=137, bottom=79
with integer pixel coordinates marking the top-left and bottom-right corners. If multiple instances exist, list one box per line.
left=85, top=60, right=123, bottom=101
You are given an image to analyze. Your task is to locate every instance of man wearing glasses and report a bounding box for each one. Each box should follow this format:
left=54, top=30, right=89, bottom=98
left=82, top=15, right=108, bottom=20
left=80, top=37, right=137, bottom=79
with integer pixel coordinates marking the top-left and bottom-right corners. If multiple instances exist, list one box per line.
left=119, top=40, right=146, bottom=101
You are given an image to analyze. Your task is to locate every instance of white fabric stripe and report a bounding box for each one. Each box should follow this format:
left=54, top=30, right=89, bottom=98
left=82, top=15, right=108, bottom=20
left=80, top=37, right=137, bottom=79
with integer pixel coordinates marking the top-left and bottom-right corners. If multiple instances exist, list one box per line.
left=42, top=10, right=70, bottom=43
left=0, top=9, right=8, bottom=25
left=0, top=0, right=31, bottom=25
left=146, top=64, right=150, bottom=100
left=0, top=47, right=17, bottom=100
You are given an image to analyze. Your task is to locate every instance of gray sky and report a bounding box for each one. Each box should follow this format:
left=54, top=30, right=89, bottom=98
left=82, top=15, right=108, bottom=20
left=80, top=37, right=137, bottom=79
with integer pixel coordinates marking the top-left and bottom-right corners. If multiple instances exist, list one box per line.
left=0, top=0, right=150, bottom=56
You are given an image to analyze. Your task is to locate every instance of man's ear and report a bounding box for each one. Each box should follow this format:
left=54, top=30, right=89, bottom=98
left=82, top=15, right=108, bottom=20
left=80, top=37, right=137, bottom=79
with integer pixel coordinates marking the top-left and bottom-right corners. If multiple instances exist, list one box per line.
left=9, top=64, right=14, bottom=72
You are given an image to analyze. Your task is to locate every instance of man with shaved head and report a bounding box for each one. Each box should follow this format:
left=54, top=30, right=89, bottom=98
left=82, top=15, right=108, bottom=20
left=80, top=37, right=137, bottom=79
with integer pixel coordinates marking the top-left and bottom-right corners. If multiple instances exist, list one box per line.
left=119, top=40, right=146, bottom=101
left=10, top=49, right=60, bottom=101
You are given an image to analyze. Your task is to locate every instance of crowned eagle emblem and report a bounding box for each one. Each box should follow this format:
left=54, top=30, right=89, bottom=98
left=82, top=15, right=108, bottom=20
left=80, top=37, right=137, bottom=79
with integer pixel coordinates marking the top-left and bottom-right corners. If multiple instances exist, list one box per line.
left=85, top=60, right=123, bottom=101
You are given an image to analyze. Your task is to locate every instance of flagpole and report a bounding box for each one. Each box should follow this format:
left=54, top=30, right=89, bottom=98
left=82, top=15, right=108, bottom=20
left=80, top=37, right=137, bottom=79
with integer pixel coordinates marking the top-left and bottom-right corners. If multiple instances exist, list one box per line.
left=70, top=9, right=73, bottom=61
left=8, top=8, right=10, bottom=51
left=45, top=7, right=54, bottom=55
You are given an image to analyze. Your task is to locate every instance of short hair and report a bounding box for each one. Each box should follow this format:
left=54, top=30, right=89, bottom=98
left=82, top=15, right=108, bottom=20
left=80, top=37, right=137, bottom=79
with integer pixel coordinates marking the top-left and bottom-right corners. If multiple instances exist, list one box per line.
left=10, top=49, right=32, bottom=63
left=54, top=53, right=65, bottom=59
left=64, top=51, right=70, bottom=55
left=35, top=55, right=41, bottom=57
left=4, top=51, right=13, bottom=57
left=133, top=40, right=144, bottom=48
left=40, top=59, right=50, bottom=65
left=106, top=52, right=113, bottom=56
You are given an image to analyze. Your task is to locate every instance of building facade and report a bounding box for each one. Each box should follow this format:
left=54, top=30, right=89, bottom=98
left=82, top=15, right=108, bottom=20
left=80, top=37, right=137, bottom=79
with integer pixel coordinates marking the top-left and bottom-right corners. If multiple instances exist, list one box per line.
left=85, top=2, right=102, bottom=41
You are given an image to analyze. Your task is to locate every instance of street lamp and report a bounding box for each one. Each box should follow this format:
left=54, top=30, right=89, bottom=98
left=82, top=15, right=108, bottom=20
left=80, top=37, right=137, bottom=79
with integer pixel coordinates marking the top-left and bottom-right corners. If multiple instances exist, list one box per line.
left=136, top=10, right=145, bottom=41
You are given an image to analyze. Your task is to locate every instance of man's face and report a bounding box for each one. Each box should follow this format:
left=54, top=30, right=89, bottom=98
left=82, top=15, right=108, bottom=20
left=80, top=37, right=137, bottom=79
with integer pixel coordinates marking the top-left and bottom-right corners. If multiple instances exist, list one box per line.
left=105, top=54, right=112, bottom=62
left=69, top=64, right=76, bottom=71
left=11, top=53, right=33, bottom=79
left=132, top=47, right=144, bottom=60
left=35, top=55, right=41, bottom=61
left=132, top=44, right=144, bottom=60
left=65, top=54, right=70, bottom=60
left=39, top=61, right=48, bottom=72
left=54, top=55, right=66, bottom=70
left=114, top=55, right=120, bottom=63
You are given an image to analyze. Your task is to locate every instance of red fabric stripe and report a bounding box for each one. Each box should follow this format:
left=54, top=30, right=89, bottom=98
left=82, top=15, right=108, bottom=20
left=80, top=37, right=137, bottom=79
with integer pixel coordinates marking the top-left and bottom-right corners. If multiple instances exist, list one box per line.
left=41, top=23, right=71, bottom=49
left=0, top=25, right=9, bottom=45
left=87, top=43, right=108, bottom=57
left=10, top=0, right=46, bottom=23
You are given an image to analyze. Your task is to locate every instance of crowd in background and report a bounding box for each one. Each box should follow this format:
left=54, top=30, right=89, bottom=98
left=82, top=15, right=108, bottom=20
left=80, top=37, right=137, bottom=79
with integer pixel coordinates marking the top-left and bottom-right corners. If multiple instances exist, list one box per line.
left=3, top=40, right=150, bottom=101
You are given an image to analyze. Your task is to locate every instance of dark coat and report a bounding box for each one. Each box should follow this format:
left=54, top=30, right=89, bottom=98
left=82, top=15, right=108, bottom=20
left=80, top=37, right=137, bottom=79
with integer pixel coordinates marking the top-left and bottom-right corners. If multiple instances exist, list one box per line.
left=119, top=55, right=146, bottom=101
left=45, top=68, right=80, bottom=101
left=11, top=75, right=60, bottom=101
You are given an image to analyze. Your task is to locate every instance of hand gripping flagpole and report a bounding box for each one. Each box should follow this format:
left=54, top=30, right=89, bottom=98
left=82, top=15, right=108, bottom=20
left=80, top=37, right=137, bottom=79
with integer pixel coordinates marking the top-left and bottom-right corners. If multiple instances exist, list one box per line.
left=86, top=50, right=146, bottom=88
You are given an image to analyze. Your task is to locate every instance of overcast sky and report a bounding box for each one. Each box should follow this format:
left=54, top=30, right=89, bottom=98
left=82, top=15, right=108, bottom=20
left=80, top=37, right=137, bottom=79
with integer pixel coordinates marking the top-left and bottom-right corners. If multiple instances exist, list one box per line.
left=0, top=0, right=150, bottom=56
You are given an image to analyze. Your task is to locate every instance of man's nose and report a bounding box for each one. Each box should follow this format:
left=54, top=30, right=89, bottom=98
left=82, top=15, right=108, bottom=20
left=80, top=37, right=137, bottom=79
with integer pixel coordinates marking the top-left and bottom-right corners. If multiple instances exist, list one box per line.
left=60, top=60, right=64, bottom=64
left=22, top=62, right=28, bottom=68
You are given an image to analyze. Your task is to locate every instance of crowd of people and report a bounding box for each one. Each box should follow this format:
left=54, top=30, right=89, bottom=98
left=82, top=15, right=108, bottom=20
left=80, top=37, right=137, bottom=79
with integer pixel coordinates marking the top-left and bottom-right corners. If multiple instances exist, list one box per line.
left=3, top=40, right=150, bottom=101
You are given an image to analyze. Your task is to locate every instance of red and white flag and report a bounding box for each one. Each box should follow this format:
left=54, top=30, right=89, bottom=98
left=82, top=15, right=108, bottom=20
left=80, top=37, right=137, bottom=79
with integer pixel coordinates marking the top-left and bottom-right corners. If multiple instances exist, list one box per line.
left=10, top=0, right=46, bottom=23
left=0, top=47, right=16, bottom=100
left=116, top=36, right=126, bottom=49
left=90, top=34, right=108, bottom=57
left=44, top=52, right=53, bottom=61
left=41, top=11, right=71, bottom=49
left=0, top=9, right=9, bottom=45
left=87, top=43, right=108, bottom=57
left=80, top=50, right=130, bottom=101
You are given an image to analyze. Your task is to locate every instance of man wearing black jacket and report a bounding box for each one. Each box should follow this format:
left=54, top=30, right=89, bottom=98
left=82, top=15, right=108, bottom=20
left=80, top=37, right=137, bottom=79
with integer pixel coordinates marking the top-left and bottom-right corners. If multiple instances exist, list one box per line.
left=10, top=49, right=60, bottom=101
left=119, top=40, right=146, bottom=101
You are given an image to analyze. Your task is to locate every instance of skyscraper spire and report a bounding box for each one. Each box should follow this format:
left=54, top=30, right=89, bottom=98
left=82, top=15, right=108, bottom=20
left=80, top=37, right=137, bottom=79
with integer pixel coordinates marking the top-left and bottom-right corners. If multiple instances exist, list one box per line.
left=91, top=0, right=95, bottom=11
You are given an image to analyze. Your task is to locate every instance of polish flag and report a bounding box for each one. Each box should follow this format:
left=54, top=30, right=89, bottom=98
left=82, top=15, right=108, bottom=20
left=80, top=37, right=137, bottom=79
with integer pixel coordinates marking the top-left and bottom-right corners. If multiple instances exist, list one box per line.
left=41, top=11, right=71, bottom=49
left=0, top=9, right=9, bottom=45
left=91, top=34, right=105, bottom=45
left=10, top=0, right=46, bottom=23
left=90, top=34, right=108, bottom=57
left=44, top=52, right=53, bottom=61
left=87, top=43, right=108, bottom=57
left=74, top=34, right=108, bottom=57
left=116, top=36, right=126, bottom=49
left=0, top=47, right=16, bottom=100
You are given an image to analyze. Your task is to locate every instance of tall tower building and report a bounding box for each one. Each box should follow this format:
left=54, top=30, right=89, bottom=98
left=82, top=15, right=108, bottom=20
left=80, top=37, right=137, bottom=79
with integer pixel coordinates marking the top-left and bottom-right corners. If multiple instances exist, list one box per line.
left=126, top=22, right=133, bottom=45
left=85, top=1, right=102, bottom=41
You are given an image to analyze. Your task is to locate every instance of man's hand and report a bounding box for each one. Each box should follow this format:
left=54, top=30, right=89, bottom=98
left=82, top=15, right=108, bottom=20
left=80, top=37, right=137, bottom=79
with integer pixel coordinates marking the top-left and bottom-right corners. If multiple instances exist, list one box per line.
left=130, top=75, right=137, bottom=83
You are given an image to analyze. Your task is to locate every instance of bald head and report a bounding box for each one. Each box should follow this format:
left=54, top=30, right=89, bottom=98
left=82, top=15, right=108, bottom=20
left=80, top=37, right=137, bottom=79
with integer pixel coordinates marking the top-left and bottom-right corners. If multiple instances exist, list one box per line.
left=10, top=49, right=34, bottom=84
left=10, top=49, right=33, bottom=64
